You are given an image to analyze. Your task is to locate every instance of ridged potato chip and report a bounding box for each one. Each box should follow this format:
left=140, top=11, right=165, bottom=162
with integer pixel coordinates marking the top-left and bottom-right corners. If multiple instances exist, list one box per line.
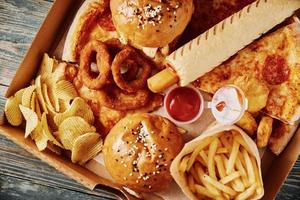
left=42, top=74, right=60, bottom=112
left=42, top=83, right=56, bottom=112
left=35, top=97, right=42, bottom=119
left=56, top=80, right=78, bottom=102
left=54, top=97, right=94, bottom=126
left=58, top=116, right=96, bottom=150
left=52, top=62, right=67, bottom=82
left=35, top=75, right=48, bottom=113
left=232, top=75, right=270, bottom=113
left=5, top=96, right=23, bottom=126
left=71, top=132, right=103, bottom=165
left=31, top=113, right=63, bottom=151
left=58, top=99, right=70, bottom=113
left=30, top=92, right=36, bottom=111
left=21, top=85, right=36, bottom=108
left=19, top=105, right=38, bottom=138
left=38, top=53, right=54, bottom=76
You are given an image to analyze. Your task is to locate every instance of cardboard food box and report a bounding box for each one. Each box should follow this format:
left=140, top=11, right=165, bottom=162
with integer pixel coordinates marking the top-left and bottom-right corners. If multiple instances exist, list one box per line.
left=1, top=0, right=300, bottom=199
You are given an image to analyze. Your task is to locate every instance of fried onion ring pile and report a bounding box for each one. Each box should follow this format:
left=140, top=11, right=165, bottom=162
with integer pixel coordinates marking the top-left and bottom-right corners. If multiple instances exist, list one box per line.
left=112, top=47, right=152, bottom=93
left=79, top=40, right=111, bottom=90
left=77, top=39, right=157, bottom=111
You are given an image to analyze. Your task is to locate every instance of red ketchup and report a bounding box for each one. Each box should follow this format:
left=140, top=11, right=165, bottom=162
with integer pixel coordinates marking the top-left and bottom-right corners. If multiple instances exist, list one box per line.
left=165, top=87, right=201, bottom=122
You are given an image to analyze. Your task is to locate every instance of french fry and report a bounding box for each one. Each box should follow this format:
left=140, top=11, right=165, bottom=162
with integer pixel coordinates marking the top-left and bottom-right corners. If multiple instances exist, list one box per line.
left=235, top=183, right=257, bottom=200
left=187, top=136, right=213, bottom=171
left=195, top=156, right=207, bottom=167
left=220, top=134, right=232, bottom=151
left=241, top=175, right=251, bottom=189
left=208, top=137, right=219, bottom=179
left=238, top=151, right=247, bottom=167
left=233, top=133, right=252, bottom=155
left=179, top=155, right=190, bottom=172
left=216, top=147, right=229, bottom=154
left=250, top=156, right=263, bottom=196
left=194, top=184, right=215, bottom=199
left=189, top=166, right=201, bottom=184
left=214, top=155, right=226, bottom=178
left=226, top=139, right=240, bottom=174
left=195, top=162, right=221, bottom=196
left=232, top=177, right=245, bottom=192
left=203, top=174, right=237, bottom=196
left=188, top=175, right=196, bottom=193
left=206, top=147, right=228, bottom=154
left=242, top=148, right=255, bottom=185
left=235, top=156, right=247, bottom=177
left=199, top=150, right=208, bottom=166
left=220, top=171, right=241, bottom=185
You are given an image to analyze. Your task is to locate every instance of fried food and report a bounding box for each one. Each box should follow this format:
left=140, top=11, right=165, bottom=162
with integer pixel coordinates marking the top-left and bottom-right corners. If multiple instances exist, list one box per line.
left=194, top=21, right=300, bottom=123
left=256, top=116, right=273, bottom=148
left=19, top=105, right=38, bottom=138
left=171, top=128, right=264, bottom=200
left=95, top=86, right=150, bottom=111
left=112, top=47, right=152, bottom=93
left=70, top=39, right=162, bottom=135
left=231, top=75, right=270, bottom=113
left=79, top=40, right=111, bottom=90
left=236, top=112, right=258, bottom=136
left=268, top=120, right=298, bottom=155
left=4, top=89, right=24, bottom=126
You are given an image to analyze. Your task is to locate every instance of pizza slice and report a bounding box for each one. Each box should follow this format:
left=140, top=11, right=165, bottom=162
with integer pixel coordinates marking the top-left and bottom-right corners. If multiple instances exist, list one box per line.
left=194, top=17, right=300, bottom=124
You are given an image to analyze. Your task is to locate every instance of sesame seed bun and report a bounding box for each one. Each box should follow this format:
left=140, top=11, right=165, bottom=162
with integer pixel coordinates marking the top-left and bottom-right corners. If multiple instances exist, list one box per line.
left=110, top=0, right=194, bottom=48
left=103, top=113, right=184, bottom=193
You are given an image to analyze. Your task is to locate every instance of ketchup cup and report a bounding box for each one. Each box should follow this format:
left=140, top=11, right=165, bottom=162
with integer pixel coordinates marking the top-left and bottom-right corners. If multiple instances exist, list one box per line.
left=164, top=85, right=204, bottom=125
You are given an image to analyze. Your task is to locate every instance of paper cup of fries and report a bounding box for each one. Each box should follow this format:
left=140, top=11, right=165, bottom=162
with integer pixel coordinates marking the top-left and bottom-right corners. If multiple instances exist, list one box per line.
left=170, top=124, right=264, bottom=200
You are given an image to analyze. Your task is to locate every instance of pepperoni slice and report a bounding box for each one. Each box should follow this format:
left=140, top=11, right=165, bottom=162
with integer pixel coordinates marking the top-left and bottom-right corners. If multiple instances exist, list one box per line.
left=98, top=9, right=116, bottom=32
left=262, top=55, right=290, bottom=85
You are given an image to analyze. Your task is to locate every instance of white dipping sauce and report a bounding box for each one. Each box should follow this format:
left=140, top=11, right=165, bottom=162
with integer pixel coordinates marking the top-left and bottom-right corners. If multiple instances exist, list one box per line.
left=210, top=85, right=247, bottom=125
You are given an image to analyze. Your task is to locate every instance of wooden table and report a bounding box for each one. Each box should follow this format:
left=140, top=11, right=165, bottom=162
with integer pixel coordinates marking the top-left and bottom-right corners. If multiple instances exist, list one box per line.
left=0, top=0, right=299, bottom=199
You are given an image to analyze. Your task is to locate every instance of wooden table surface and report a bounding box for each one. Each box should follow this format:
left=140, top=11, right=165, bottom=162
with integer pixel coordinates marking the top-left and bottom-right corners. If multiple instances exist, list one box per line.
left=0, top=0, right=299, bottom=199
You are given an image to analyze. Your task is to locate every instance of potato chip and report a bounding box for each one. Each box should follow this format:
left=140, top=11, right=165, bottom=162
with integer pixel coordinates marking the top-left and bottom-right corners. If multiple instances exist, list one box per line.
left=232, top=75, right=269, bottom=113
left=5, top=96, right=23, bottom=126
left=35, top=75, right=48, bottom=113
left=56, top=80, right=78, bottom=102
left=30, top=92, right=37, bottom=111
left=31, top=113, right=63, bottom=151
left=52, top=62, right=67, bottom=82
left=14, top=88, right=25, bottom=101
left=42, top=83, right=56, bottom=112
left=58, top=99, right=70, bottom=113
left=21, top=85, right=36, bottom=108
left=42, top=74, right=60, bottom=112
left=19, top=105, right=38, bottom=138
left=71, top=132, right=103, bottom=165
left=38, top=53, right=54, bottom=76
left=58, top=116, right=96, bottom=150
left=35, top=97, right=42, bottom=119
left=54, top=97, right=94, bottom=126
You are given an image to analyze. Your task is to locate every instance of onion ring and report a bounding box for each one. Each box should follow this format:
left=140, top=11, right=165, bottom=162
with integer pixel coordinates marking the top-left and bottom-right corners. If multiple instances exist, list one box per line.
left=79, top=40, right=111, bottom=90
left=94, top=85, right=150, bottom=111
left=112, top=47, right=152, bottom=93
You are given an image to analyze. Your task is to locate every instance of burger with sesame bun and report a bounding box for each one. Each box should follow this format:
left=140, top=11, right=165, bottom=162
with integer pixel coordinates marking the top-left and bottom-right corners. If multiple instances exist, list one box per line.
left=103, top=113, right=184, bottom=193
left=110, top=0, right=194, bottom=48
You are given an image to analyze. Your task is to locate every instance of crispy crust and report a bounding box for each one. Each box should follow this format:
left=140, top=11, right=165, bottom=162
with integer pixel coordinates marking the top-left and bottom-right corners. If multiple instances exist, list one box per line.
left=62, top=0, right=109, bottom=62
